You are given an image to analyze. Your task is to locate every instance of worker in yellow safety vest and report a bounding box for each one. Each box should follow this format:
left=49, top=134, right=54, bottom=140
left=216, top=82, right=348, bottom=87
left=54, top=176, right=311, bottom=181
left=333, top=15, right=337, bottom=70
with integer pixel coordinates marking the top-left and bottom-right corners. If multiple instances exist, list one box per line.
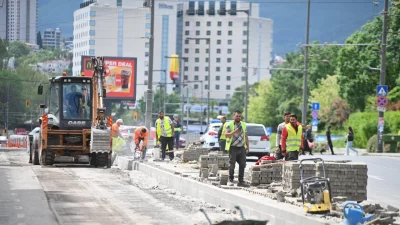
left=217, top=116, right=228, bottom=154
left=224, top=110, right=249, bottom=187
left=281, top=114, right=304, bottom=161
left=155, top=111, right=175, bottom=161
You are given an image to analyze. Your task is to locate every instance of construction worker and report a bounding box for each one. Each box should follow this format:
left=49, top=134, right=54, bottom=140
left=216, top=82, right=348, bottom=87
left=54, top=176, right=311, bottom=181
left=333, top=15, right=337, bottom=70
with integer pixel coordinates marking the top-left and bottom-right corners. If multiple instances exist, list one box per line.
left=111, top=119, right=126, bottom=164
left=155, top=111, right=175, bottom=161
left=225, top=110, right=249, bottom=187
left=134, top=126, right=148, bottom=160
left=217, top=116, right=227, bottom=153
left=173, top=114, right=182, bottom=150
left=275, top=111, right=291, bottom=160
left=281, top=114, right=304, bottom=161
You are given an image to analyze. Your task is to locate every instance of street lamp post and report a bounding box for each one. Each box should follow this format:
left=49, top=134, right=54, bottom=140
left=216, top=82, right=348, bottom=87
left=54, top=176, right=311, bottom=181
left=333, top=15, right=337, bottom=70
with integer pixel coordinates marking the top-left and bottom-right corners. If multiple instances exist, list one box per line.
left=186, top=37, right=211, bottom=124
left=185, top=80, right=204, bottom=131
left=227, top=6, right=250, bottom=122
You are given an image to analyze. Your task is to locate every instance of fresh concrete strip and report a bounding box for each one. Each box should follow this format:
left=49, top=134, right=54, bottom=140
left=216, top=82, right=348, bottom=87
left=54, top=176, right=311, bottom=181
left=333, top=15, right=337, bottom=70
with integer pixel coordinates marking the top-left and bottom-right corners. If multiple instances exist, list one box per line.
left=115, top=156, right=340, bottom=225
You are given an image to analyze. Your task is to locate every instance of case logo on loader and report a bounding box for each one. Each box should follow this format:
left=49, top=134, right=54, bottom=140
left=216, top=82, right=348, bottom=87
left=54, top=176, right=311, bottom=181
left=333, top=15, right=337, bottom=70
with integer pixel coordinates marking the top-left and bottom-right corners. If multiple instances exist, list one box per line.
left=68, top=121, right=87, bottom=125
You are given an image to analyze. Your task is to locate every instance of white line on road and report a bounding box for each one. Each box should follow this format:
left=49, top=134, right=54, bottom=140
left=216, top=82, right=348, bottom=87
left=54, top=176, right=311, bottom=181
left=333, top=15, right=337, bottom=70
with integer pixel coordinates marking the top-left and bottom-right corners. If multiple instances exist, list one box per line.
left=369, top=175, right=384, bottom=181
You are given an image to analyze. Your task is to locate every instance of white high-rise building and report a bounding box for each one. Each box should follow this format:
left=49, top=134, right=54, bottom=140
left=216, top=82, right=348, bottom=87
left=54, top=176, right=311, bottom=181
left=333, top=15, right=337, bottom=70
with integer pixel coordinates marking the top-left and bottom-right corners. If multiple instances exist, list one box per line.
left=177, top=1, right=273, bottom=100
left=72, top=0, right=177, bottom=101
left=1, top=0, right=38, bottom=44
left=43, top=28, right=62, bottom=49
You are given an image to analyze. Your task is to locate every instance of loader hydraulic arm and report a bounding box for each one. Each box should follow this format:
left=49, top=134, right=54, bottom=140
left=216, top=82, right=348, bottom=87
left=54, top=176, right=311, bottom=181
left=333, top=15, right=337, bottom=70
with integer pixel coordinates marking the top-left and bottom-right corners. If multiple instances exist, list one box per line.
left=91, top=57, right=107, bottom=129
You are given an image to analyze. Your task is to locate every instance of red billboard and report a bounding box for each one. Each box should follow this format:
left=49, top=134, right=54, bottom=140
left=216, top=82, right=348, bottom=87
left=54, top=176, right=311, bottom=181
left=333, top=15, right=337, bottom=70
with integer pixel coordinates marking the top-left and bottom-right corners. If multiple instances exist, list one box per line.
left=81, top=56, right=137, bottom=100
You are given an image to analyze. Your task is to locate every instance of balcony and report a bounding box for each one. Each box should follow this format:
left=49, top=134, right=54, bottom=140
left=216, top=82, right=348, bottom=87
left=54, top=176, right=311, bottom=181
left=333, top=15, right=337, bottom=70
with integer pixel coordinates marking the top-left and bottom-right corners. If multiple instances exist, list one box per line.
left=186, top=9, right=195, bottom=15
left=218, top=9, right=226, bottom=15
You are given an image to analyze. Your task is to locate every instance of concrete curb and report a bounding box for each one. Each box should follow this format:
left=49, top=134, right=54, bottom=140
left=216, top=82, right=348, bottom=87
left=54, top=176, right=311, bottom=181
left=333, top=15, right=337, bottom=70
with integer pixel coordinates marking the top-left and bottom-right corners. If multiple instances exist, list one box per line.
left=365, top=153, right=400, bottom=158
left=116, top=156, right=339, bottom=225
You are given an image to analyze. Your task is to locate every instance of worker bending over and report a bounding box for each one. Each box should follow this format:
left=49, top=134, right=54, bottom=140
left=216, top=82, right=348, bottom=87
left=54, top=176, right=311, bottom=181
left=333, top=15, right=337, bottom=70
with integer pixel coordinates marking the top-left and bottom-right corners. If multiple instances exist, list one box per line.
left=134, top=126, right=149, bottom=160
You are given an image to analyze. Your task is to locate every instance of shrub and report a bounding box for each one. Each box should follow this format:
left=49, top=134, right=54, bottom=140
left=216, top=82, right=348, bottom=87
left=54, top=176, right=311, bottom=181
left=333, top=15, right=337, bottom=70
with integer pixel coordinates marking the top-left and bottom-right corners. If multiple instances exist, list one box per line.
left=345, top=112, right=400, bottom=148
left=366, top=135, right=377, bottom=153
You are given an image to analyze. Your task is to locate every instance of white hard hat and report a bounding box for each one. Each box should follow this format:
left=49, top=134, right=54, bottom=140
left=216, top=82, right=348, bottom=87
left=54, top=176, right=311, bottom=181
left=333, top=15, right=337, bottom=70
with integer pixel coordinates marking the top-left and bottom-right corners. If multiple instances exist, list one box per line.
left=116, top=119, right=124, bottom=124
left=173, top=114, right=178, bottom=118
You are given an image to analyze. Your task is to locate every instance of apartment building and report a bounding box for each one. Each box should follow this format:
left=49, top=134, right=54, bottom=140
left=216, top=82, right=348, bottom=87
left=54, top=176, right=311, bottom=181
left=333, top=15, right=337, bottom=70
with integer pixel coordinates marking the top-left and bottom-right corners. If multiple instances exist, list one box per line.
left=43, top=28, right=62, bottom=49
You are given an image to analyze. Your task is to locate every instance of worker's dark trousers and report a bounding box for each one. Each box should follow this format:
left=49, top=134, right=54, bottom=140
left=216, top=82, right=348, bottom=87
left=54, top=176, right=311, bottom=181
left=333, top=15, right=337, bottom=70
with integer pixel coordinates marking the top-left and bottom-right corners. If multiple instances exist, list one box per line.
left=286, top=151, right=299, bottom=161
left=160, top=136, right=174, bottom=160
left=228, top=146, right=246, bottom=182
left=174, top=132, right=180, bottom=149
left=219, top=140, right=226, bottom=153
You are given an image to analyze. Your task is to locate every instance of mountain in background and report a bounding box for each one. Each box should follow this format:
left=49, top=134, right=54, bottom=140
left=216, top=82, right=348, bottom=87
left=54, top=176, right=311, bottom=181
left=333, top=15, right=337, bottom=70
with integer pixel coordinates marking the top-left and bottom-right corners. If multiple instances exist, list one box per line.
left=38, top=0, right=384, bottom=55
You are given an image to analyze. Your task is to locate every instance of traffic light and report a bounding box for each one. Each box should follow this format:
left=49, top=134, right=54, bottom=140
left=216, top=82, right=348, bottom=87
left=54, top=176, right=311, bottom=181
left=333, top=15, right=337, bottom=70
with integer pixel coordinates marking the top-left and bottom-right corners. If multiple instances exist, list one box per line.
left=38, top=84, right=43, bottom=95
left=26, top=100, right=30, bottom=108
left=133, top=111, right=138, bottom=121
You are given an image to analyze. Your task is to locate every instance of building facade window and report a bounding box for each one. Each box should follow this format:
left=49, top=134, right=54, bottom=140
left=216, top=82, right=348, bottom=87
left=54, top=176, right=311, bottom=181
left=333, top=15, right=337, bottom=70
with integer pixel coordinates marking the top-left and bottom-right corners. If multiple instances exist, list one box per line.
left=205, top=58, right=209, bottom=62
left=227, top=67, right=231, bottom=72
left=216, top=49, right=221, bottom=54
left=242, top=49, right=247, bottom=54
left=228, top=40, right=232, bottom=45
left=90, top=20, right=95, bottom=26
left=217, top=40, right=221, bottom=44
left=205, top=84, right=208, bottom=89
left=228, top=21, right=233, bottom=26
left=184, top=75, right=188, bottom=80
left=216, top=85, right=220, bottom=90
left=228, top=31, right=232, bottom=35
left=226, top=85, right=231, bottom=90
left=207, top=30, right=211, bottom=35
left=243, top=30, right=247, bottom=35
left=195, top=57, right=200, bottom=62
left=195, top=48, right=200, bottom=53
left=145, top=32, right=150, bottom=38
left=242, top=58, right=246, bottom=63
left=89, top=49, right=95, bottom=55
left=89, top=40, right=95, bottom=45
left=194, top=75, right=199, bottom=80
left=89, top=30, right=95, bottom=36
left=117, top=0, right=122, bottom=7
left=90, top=10, right=96, bottom=16
left=184, top=66, right=188, bottom=71
left=146, top=13, right=151, bottom=19
left=196, top=21, right=200, bottom=26
left=205, top=76, right=208, bottom=81
left=196, top=30, right=200, bottom=35
left=216, top=75, right=220, bottom=80
left=185, top=39, right=189, bottom=44
left=243, top=21, right=248, bottom=26
left=227, top=49, right=232, bottom=54
left=185, top=30, right=189, bottom=35
left=184, top=48, right=189, bottom=53
left=216, top=58, right=221, bottom=63
left=146, top=23, right=151, bottom=29
left=243, top=40, right=247, bottom=45
left=217, top=31, right=221, bottom=35
left=185, top=21, right=190, bottom=26
left=195, top=66, right=199, bottom=71
left=205, top=67, right=209, bottom=71
left=227, top=58, right=231, bottom=63
left=207, top=21, right=211, bottom=26
left=227, top=76, right=231, bottom=81
left=216, top=67, right=220, bottom=72
left=195, top=39, right=200, bottom=44
left=194, top=84, right=199, bottom=89
left=145, top=52, right=149, bottom=57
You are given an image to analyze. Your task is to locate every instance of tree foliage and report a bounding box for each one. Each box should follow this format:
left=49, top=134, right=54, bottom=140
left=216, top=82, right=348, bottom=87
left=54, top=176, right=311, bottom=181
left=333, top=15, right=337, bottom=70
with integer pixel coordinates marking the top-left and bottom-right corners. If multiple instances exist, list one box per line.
left=337, top=6, right=400, bottom=111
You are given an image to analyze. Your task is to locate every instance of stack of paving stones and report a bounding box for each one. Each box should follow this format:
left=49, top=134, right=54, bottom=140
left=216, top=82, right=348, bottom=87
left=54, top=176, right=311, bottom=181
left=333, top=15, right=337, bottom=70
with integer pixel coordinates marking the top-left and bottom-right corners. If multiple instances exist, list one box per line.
left=198, top=153, right=230, bottom=170
left=181, top=146, right=209, bottom=161
left=245, top=160, right=283, bottom=186
left=316, top=162, right=368, bottom=201
left=282, top=162, right=315, bottom=191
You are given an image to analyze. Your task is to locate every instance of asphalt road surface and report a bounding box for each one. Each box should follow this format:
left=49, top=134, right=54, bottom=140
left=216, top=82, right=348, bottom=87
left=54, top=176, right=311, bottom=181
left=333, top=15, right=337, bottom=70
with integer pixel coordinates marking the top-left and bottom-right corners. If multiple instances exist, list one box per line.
left=0, top=149, right=237, bottom=225
left=246, top=154, right=400, bottom=209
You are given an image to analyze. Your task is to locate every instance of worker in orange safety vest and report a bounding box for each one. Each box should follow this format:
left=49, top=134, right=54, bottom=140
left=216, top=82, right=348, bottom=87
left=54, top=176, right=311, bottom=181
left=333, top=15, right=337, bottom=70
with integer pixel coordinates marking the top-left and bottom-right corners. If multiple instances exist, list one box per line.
left=133, top=126, right=149, bottom=159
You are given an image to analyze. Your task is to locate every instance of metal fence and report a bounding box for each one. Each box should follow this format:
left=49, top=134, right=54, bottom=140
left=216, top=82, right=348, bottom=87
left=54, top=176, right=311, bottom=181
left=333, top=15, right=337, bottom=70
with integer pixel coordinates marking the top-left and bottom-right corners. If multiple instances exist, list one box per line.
left=182, top=133, right=202, bottom=143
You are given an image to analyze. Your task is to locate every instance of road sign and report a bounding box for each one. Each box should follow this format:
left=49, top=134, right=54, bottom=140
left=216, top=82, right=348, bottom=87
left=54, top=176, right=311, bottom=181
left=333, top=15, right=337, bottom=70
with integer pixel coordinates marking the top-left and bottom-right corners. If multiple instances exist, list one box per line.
left=312, top=110, right=318, bottom=119
left=311, top=118, right=319, bottom=126
left=312, top=126, right=318, bottom=132
left=376, top=85, right=388, bottom=96
left=312, top=102, right=320, bottom=111
left=376, top=96, right=388, bottom=107
left=377, top=107, right=387, bottom=112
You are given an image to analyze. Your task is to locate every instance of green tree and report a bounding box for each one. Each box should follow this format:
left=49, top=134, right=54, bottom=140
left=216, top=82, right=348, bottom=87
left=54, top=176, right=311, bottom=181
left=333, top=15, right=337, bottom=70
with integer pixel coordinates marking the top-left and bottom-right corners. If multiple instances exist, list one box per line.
left=228, top=83, right=259, bottom=117
left=337, top=6, right=400, bottom=111
left=37, top=32, right=43, bottom=49
left=8, top=41, right=30, bottom=58
left=0, top=39, right=9, bottom=70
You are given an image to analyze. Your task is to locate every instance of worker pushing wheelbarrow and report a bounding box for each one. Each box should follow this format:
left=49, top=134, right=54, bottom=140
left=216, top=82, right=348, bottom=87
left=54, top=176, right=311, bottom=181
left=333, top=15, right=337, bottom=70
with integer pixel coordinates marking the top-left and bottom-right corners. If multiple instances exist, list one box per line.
left=201, top=206, right=269, bottom=225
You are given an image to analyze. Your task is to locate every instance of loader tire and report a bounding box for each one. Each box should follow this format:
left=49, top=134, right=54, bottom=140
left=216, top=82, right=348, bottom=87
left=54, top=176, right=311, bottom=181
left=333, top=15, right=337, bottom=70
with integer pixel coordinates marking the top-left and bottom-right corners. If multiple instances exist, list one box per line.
left=96, top=153, right=107, bottom=168
left=40, top=150, right=55, bottom=166
left=90, top=153, right=97, bottom=167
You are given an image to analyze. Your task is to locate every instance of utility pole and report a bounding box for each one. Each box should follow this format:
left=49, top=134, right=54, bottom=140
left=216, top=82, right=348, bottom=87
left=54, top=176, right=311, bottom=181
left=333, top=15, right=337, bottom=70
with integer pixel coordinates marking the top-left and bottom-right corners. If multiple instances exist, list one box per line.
left=145, top=0, right=155, bottom=132
left=377, top=0, right=389, bottom=153
left=6, top=83, right=9, bottom=137
left=302, top=0, right=311, bottom=125
left=244, top=3, right=250, bottom=122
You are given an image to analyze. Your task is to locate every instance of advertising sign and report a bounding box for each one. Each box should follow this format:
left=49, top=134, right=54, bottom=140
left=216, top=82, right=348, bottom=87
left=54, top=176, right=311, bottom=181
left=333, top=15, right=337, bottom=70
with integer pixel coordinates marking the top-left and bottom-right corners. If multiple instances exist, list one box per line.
left=169, top=54, right=180, bottom=80
left=81, top=56, right=137, bottom=100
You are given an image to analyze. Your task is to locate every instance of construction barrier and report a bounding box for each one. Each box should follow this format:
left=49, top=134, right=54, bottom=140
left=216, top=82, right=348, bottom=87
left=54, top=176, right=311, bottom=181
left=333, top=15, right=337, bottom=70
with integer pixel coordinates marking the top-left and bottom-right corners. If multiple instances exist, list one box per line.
left=7, top=135, right=28, bottom=148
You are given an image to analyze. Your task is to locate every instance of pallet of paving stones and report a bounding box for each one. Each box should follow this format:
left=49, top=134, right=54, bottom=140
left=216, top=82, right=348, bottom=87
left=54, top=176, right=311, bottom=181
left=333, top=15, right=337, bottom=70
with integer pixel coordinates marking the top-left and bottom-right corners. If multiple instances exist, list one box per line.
left=198, top=153, right=230, bottom=169
left=316, top=162, right=368, bottom=201
left=282, top=162, right=316, bottom=190
left=245, top=160, right=284, bottom=186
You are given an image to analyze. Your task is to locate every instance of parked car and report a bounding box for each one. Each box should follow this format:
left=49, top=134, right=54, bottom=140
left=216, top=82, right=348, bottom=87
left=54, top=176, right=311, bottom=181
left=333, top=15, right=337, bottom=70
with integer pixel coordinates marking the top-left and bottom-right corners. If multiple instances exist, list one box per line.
left=200, top=123, right=271, bottom=158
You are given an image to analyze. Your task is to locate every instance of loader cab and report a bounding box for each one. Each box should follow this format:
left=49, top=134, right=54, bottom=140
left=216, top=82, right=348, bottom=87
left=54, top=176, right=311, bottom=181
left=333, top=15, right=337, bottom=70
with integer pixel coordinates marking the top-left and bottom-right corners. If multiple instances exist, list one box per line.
left=46, top=76, right=93, bottom=130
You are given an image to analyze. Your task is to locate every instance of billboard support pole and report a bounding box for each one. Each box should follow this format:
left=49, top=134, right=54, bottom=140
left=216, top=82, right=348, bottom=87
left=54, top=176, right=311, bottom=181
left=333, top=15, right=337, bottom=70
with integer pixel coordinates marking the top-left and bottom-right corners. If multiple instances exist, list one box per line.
left=145, top=0, right=155, bottom=132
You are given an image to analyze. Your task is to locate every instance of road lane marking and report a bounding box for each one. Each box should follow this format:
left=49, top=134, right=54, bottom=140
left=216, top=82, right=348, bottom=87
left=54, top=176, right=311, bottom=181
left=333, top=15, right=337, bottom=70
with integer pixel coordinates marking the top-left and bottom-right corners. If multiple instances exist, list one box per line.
left=369, top=175, right=384, bottom=181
